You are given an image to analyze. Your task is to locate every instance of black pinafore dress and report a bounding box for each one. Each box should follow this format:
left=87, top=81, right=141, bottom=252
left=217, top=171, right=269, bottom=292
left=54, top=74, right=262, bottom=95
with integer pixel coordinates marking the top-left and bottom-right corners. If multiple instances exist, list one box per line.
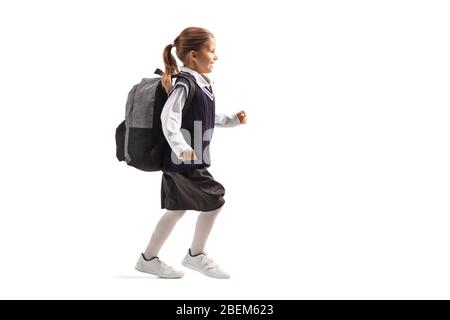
left=160, top=76, right=225, bottom=211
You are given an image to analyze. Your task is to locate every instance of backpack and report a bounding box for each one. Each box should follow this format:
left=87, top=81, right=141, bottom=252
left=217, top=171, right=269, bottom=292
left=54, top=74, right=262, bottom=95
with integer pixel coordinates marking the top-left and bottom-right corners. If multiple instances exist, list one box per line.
left=115, top=68, right=196, bottom=171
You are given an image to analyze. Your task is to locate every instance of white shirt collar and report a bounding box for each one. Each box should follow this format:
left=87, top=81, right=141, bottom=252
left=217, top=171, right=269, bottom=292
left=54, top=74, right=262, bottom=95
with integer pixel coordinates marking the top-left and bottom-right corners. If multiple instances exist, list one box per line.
left=179, top=66, right=213, bottom=88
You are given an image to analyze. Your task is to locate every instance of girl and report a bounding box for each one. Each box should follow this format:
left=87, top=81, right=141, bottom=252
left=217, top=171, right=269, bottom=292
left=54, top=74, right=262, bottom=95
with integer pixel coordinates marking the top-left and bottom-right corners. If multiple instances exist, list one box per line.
left=135, top=27, right=247, bottom=279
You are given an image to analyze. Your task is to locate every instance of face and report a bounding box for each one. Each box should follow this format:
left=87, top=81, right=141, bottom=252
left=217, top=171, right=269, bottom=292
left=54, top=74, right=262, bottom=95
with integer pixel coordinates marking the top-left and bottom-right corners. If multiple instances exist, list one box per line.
left=189, top=38, right=218, bottom=74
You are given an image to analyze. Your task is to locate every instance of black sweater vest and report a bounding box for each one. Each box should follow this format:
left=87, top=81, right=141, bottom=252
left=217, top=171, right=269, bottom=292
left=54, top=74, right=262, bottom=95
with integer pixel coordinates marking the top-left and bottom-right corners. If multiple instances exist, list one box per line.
left=162, top=76, right=216, bottom=172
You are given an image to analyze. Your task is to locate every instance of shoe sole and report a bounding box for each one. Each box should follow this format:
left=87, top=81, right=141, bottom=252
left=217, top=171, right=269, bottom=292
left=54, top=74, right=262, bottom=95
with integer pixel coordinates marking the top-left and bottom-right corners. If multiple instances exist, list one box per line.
left=135, top=266, right=184, bottom=279
left=182, top=260, right=230, bottom=279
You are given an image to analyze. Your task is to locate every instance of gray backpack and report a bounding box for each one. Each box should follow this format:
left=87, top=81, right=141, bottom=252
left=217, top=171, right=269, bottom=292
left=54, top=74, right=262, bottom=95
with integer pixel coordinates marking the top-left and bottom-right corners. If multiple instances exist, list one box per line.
left=115, top=68, right=196, bottom=171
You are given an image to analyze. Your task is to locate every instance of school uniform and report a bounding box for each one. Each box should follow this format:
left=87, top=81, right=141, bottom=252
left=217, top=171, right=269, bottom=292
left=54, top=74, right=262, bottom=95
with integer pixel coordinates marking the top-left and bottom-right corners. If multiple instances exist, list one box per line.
left=160, top=66, right=240, bottom=211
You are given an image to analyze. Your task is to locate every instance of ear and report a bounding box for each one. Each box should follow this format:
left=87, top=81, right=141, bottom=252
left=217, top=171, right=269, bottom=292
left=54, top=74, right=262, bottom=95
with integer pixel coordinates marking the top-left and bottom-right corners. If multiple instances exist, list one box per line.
left=189, top=50, right=197, bottom=60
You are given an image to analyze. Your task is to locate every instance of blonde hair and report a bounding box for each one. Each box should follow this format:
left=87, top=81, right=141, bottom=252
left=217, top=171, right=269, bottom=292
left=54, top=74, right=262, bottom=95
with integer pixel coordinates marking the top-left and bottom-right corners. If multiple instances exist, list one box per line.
left=161, top=27, right=214, bottom=95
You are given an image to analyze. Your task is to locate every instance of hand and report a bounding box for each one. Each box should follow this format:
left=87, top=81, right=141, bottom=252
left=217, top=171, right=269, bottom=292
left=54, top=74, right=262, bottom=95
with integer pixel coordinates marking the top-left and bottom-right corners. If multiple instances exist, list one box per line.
left=236, top=110, right=247, bottom=124
left=180, top=148, right=198, bottom=161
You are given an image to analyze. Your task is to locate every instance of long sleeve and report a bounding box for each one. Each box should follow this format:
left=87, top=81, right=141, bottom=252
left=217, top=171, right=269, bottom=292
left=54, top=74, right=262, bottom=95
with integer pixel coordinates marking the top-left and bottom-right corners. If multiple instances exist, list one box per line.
left=215, top=112, right=241, bottom=127
left=160, top=85, right=191, bottom=158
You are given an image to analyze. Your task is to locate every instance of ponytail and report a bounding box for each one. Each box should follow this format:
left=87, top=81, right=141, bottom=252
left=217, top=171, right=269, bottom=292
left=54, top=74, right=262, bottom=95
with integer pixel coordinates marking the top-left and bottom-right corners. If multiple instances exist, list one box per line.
left=161, top=43, right=179, bottom=95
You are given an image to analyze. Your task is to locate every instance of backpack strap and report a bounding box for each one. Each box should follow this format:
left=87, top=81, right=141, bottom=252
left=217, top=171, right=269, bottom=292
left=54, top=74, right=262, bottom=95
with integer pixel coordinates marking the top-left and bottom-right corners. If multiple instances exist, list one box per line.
left=154, top=68, right=196, bottom=111
left=154, top=68, right=164, bottom=76
left=173, top=72, right=196, bottom=111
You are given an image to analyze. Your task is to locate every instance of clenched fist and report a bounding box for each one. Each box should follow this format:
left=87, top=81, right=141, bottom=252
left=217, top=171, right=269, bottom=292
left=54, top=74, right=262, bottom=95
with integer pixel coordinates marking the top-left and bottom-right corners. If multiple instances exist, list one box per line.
left=236, top=110, right=247, bottom=124
left=180, top=148, right=198, bottom=161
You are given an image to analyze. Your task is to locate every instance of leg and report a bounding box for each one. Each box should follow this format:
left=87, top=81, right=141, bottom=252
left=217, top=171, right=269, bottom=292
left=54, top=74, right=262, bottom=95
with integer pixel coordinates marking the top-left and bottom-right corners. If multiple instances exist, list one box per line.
left=190, top=205, right=223, bottom=255
left=182, top=205, right=229, bottom=279
left=144, top=210, right=186, bottom=259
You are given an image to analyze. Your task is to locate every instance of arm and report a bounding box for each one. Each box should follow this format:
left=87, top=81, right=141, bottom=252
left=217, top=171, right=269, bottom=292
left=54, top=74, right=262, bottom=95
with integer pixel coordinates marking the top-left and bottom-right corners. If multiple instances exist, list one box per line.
left=160, top=85, right=192, bottom=159
left=215, top=112, right=241, bottom=127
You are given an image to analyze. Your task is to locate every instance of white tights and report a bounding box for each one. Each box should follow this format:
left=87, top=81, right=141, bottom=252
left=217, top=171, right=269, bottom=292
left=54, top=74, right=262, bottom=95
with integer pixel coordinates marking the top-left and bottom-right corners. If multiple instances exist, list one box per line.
left=143, top=206, right=223, bottom=259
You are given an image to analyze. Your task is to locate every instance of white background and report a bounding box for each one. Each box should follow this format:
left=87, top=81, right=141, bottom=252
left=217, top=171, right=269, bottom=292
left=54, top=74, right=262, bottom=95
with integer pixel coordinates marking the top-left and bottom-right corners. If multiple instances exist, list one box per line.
left=0, top=0, right=449, bottom=299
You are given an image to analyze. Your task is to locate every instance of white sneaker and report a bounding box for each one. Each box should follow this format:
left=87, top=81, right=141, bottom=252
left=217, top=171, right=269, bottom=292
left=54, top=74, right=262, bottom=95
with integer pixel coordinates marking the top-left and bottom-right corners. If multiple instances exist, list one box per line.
left=182, top=249, right=230, bottom=279
left=135, top=253, right=184, bottom=279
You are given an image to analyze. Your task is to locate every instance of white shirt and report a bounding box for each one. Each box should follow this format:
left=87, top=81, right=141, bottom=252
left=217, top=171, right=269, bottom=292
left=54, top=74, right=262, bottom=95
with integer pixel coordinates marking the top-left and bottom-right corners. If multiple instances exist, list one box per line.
left=160, top=66, right=241, bottom=158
